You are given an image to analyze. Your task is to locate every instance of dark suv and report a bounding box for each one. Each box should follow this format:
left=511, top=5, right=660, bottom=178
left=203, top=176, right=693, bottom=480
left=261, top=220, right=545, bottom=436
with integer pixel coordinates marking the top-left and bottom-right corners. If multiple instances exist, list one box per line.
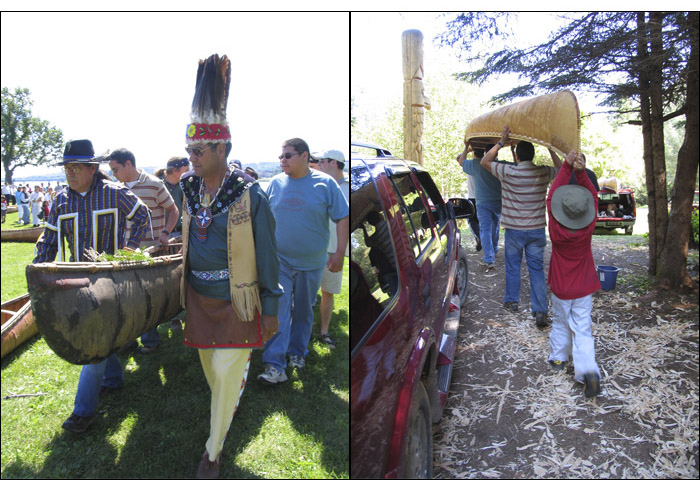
left=350, top=142, right=472, bottom=479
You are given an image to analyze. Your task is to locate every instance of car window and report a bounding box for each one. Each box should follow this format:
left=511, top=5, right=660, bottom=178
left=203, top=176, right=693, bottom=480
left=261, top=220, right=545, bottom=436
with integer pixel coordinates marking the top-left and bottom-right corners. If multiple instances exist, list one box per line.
left=350, top=177, right=400, bottom=352
left=389, top=174, right=435, bottom=259
left=413, top=170, right=448, bottom=226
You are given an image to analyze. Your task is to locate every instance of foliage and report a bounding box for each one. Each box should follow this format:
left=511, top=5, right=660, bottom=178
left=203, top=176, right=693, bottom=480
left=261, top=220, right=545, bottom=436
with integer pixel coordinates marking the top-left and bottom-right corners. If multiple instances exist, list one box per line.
left=692, top=208, right=699, bottom=244
left=439, top=12, right=691, bottom=112
left=352, top=67, right=495, bottom=197
left=1, top=87, right=64, bottom=185
left=84, top=247, right=154, bottom=264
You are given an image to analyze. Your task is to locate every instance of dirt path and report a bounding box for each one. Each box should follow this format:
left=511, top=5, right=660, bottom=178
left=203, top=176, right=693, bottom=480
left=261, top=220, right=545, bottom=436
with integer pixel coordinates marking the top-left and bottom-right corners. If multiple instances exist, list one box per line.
left=433, top=234, right=699, bottom=479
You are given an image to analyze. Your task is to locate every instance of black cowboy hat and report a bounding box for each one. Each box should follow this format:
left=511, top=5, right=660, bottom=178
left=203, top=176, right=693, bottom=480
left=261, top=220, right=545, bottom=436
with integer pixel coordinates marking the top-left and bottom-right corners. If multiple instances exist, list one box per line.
left=57, top=139, right=102, bottom=165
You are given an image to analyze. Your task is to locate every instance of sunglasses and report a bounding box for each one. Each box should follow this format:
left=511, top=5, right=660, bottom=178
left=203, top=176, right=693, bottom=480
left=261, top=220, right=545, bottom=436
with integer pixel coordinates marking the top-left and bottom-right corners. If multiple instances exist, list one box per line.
left=185, top=146, right=211, bottom=158
left=278, top=152, right=299, bottom=160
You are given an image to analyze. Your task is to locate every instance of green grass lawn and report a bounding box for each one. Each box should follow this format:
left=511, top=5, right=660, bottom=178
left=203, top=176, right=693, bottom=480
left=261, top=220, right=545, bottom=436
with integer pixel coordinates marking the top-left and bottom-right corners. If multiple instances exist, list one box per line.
left=1, top=237, right=349, bottom=479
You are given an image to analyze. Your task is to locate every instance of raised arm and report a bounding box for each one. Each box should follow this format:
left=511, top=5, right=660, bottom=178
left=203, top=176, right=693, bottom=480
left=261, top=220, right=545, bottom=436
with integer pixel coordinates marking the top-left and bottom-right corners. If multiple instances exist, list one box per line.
left=481, top=125, right=510, bottom=174
left=549, top=149, right=563, bottom=170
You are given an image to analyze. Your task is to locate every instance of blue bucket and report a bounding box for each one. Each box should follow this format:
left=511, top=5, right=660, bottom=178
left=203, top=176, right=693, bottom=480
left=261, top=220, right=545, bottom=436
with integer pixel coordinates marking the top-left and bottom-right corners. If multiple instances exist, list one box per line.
left=597, top=265, right=620, bottom=291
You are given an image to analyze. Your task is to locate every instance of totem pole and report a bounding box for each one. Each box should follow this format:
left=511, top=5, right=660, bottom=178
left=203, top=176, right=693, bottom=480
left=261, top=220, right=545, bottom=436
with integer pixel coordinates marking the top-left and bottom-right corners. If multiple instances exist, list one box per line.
left=402, top=29, right=431, bottom=166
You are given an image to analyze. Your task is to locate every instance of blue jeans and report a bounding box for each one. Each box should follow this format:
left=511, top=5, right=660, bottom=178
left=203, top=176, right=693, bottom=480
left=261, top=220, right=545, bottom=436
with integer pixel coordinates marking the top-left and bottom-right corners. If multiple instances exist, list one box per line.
left=476, top=200, right=501, bottom=264
left=262, top=262, right=324, bottom=371
left=141, top=328, right=160, bottom=348
left=19, top=204, right=30, bottom=224
left=504, top=228, right=548, bottom=315
left=73, top=354, right=123, bottom=417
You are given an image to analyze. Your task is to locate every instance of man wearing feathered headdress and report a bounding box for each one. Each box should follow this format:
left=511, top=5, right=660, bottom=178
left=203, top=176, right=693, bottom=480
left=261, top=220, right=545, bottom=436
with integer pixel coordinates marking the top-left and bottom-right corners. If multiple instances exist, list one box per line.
left=179, top=54, right=282, bottom=479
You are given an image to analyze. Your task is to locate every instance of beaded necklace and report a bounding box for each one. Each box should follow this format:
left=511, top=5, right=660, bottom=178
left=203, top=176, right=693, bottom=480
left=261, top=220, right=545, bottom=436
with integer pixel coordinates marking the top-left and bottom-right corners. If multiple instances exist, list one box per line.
left=194, top=166, right=231, bottom=242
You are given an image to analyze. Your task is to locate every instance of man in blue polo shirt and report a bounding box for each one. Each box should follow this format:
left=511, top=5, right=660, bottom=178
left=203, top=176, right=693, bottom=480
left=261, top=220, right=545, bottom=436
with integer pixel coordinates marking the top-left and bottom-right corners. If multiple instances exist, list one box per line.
left=258, top=138, right=349, bottom=384
left=457, top=144, right=505, bottom=269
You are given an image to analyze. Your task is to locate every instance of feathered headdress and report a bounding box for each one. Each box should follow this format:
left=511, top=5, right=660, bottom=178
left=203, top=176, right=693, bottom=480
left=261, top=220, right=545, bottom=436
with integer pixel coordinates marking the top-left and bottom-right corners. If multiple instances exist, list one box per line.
left=186, top=54, right=231, bottom=145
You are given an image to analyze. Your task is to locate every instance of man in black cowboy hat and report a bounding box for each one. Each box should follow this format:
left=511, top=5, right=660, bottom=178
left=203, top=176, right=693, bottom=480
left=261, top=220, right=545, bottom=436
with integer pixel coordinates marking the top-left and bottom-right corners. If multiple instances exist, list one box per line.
left=34, top=139, right=151, bottom=433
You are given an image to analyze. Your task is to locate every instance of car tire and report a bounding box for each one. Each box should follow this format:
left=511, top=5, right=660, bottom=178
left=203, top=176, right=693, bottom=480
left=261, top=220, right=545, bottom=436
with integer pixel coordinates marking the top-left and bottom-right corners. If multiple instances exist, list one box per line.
left=402, top=381, right=433, bottom=479
left=456, top=246, right=469, bottom=307
left=625, top=225, right=633, bottom=235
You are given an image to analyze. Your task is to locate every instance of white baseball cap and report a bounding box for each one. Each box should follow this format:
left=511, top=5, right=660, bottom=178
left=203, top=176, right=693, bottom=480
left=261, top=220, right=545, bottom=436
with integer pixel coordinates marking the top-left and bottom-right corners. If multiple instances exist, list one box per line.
left=312, top=150, right=345, bottom=164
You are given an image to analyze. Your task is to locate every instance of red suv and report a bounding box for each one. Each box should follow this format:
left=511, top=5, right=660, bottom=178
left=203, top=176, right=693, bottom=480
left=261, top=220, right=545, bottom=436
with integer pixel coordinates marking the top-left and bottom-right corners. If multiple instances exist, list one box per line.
left=350, top=142, right=471, bottom=478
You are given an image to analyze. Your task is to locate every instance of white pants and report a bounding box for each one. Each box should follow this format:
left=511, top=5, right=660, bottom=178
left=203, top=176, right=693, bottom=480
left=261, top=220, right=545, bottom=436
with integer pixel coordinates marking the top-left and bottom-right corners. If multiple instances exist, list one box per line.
left=32, top=204, right=42, bottom=225
left=198, top=348, right=252, bottom=461
left=548, top=293, right=601, bottom=383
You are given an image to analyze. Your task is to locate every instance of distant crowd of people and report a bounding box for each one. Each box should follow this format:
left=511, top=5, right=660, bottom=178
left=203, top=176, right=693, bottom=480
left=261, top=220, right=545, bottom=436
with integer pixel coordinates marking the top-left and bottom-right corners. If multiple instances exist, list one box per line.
left=2, top=182, right=65, bottom=226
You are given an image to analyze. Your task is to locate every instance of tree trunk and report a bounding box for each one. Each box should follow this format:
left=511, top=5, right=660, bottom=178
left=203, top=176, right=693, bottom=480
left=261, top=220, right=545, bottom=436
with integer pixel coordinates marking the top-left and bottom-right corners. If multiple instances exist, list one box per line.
left=636, top=12, right=657, bottom=275
left=648, top=12, right=669, bottom=273
left=656, top=11, right=700, bottom=290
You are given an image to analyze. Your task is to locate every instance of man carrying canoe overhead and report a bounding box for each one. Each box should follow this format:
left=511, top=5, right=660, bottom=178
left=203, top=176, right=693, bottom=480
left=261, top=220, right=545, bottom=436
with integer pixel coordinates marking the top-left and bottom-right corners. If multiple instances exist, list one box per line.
left=33, top=138, right=151, bottom=434
left=180, top=54, right=282, bottom=479
left=480, top=126, right=562, bottom=327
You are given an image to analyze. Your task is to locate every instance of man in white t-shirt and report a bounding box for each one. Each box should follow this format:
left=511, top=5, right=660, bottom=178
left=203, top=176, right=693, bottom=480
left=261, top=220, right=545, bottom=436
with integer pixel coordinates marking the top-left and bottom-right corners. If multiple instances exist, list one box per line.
left=312, top=150, right=349, bottom=349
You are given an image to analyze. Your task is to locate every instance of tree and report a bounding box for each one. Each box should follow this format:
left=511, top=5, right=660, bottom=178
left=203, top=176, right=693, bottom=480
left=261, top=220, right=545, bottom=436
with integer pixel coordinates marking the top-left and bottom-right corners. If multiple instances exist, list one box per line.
left=439, top=11, right=699, bottom=290
left=1, top=87, right=64, bottom=184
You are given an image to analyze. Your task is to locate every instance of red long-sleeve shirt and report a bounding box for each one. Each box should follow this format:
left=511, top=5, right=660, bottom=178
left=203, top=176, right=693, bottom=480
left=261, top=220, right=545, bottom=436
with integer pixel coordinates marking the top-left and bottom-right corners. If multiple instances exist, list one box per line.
left=546, top=161, right=601, bottom=299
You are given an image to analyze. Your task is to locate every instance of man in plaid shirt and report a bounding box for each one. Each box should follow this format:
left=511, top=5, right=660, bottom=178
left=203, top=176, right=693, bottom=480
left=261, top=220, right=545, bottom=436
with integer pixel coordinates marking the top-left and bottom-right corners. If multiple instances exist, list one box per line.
left=34, top=139, right=150, bottom=434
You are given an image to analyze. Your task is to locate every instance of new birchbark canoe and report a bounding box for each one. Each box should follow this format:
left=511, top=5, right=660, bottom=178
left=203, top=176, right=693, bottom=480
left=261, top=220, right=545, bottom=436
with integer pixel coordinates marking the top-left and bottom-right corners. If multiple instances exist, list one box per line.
left=26, top=242, right=183, bottom=365
left=1, top=226, right=45, bottom=243
left=464, top=90, right=581, bottom=156
left=6, top=205, right=18, bottom=214
left=1, top=293, right=37, bottom=360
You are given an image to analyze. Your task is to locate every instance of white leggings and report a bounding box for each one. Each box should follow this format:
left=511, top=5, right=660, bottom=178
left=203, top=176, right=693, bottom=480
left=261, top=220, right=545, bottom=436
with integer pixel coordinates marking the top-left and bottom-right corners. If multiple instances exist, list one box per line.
left=198, top=348, right=252, bottom=461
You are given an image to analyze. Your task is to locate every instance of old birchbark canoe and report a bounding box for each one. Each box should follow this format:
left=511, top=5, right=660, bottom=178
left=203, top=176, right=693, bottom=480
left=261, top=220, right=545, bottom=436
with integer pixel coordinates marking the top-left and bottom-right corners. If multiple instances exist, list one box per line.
left=1, top=293, right=37, bottom=359
left=464, top=90, right=581, bottom=156
left=1, top=226, right=45, bottom=243
left=26, top=242, right=183, bottom=364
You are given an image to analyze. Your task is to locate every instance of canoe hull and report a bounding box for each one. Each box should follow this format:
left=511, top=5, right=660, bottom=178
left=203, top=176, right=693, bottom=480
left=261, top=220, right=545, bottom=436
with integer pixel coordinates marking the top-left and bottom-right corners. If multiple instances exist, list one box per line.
left=1, top=227, right=45, bottom=243
left=26, top=246, right=183, bottom=364
left=464, top=90, right=580, bottom=156
left=1, top=294, right=37, bottom=359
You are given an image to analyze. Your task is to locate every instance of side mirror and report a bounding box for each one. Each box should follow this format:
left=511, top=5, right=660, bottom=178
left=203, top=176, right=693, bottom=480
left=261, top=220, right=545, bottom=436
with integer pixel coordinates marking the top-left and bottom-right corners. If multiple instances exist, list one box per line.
left=447, top=198, right=475, bottom=220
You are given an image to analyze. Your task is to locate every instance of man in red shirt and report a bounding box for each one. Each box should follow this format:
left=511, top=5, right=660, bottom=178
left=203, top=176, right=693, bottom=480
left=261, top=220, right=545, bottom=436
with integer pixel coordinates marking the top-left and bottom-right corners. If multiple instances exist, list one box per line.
left=546, top=150, right=602, bottom=398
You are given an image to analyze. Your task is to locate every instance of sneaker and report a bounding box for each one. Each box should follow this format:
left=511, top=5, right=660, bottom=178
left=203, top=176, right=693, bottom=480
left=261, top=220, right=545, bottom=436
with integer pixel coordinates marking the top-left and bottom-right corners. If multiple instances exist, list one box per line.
left=535, top=312, right=548, bottom=328
left=482, top=260, right=494, bottom=270
left=170, top=318, right=183, bottom=331
left=583, top=373, right=601, bottom=398
left=62, top=413, right=95, bottom=434
left=289, top=355, right=306, bottom=369
left=320, top=334, right=336, bottom=349
left=257, top=365, right=288, bottom=384
left=476, top=241, right=482, bottom=252
left=548, top=360, right=566, bottom=371
left=503, top=302, right=519, bottom=312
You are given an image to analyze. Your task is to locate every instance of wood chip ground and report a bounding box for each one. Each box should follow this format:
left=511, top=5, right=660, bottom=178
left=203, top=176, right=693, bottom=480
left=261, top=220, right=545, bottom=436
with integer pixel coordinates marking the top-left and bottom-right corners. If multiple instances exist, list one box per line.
left=432, top=236, right=699, bottom=479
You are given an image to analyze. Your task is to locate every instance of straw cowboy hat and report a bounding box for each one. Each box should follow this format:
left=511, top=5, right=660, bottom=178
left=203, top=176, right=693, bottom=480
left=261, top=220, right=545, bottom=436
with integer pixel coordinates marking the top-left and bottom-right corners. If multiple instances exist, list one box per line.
left=550, top=185, right=595, bottom=230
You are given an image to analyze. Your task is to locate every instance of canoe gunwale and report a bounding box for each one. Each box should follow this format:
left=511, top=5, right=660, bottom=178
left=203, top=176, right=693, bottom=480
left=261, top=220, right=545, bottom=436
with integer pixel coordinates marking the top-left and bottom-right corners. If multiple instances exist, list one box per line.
left=1, top=227, right=45, bottom=243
